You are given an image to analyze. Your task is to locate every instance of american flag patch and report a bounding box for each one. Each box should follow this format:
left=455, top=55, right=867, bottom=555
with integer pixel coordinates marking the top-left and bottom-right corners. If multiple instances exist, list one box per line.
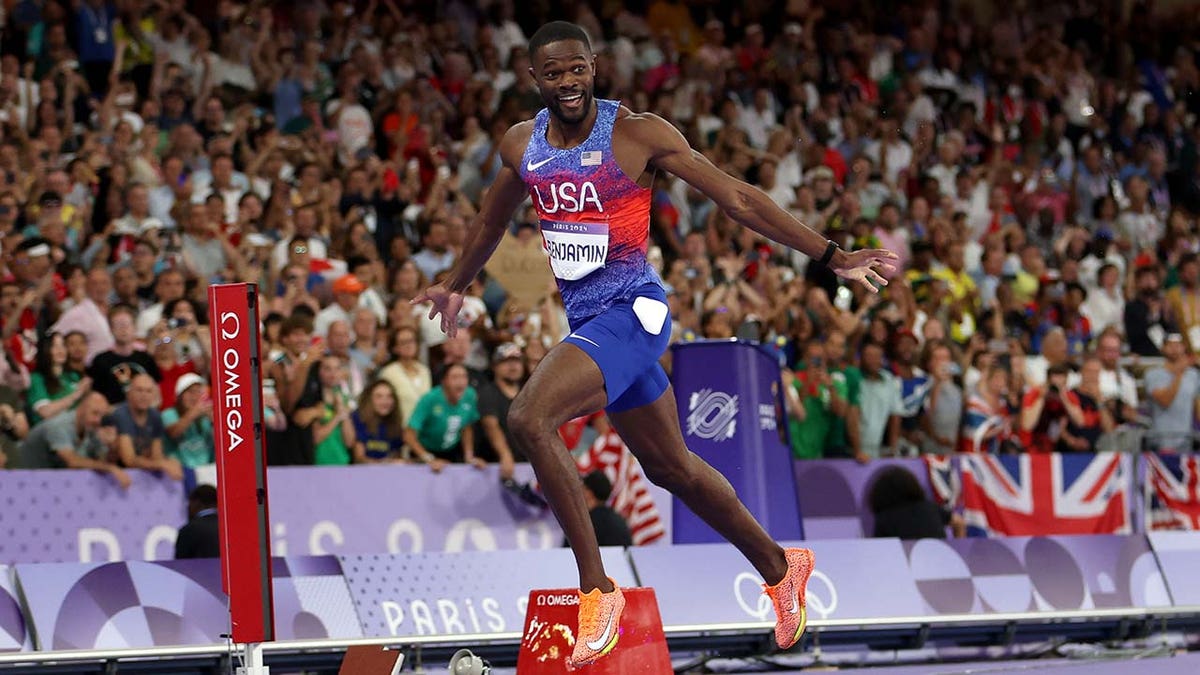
left=581, top=150, right=602, bottom=166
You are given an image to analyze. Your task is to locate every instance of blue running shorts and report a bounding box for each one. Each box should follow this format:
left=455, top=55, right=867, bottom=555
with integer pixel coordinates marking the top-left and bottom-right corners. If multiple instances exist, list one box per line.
left=562, top=283, right=671, bottom=413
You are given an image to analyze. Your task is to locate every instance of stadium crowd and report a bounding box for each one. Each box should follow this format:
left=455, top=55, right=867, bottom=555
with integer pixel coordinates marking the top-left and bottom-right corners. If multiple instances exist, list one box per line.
left=0, top=0, right=1197, bottom=486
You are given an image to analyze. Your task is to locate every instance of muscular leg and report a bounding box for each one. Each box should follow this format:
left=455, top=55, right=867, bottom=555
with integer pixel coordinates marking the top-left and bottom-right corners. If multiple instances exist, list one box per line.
left=609, top=385, right=789, bottom=585
left=507, top=342, right=612, bottom=593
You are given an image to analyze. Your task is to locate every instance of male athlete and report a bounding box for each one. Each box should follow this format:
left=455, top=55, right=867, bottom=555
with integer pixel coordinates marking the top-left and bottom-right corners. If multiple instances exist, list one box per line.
left=414, top=22, right=897, bottom=666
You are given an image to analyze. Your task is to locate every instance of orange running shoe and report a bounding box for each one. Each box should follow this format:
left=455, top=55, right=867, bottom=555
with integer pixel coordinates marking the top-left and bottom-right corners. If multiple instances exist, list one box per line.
left=761, top=547, right=815, bottom=650
left=568, top=578, right=625, bottom=668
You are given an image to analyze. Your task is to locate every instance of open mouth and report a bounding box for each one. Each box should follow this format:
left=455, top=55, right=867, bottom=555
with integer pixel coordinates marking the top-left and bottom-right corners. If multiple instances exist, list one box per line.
left=559, top=93, right=584, bottom=111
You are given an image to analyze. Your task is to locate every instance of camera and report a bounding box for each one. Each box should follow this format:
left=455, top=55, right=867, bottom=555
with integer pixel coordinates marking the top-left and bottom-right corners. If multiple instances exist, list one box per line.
left=167, top=318, right=188, bottom=330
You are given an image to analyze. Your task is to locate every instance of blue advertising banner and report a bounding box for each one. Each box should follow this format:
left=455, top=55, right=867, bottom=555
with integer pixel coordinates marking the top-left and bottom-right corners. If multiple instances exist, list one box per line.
left=13, top=557, right=361, bottom=650
left=0, top=566, right=29, bottom=652
left=339, top=547, right=636, bottom=638
left=669, top=340, right=803, bottom=544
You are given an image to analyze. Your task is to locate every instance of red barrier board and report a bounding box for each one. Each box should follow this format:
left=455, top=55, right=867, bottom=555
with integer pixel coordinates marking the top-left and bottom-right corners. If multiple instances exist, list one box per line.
left=208, top=283, right=275, bottom=643
left=518, top=587, right=671, bottom=674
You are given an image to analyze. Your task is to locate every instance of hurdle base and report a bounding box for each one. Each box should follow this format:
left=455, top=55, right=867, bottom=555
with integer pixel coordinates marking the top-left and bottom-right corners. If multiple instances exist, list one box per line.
left=517, top=587, right=672, bottom=674
left=235, top=642, right=269, bottom=675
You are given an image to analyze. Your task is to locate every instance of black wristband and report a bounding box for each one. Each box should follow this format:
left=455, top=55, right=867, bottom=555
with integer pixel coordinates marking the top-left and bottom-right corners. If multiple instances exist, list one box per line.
left=818, top=240, right=839, bottom=267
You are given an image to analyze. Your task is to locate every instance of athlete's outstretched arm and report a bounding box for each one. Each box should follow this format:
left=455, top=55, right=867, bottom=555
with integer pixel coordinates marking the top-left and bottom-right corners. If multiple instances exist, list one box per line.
left=635, top=114, right=897, bottom=291
left=414, top=125, right=530, bottom=336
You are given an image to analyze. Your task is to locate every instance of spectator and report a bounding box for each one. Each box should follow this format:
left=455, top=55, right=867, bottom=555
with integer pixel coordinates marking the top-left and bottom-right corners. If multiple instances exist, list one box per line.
left=377, top=326, right=431, bottom=426
left=174, top=485, right=220, bottom=560
left=28, top=333, right=91, bottom=424
left=180, top=202, right=236, bottom=282
left=858, top=342, right=902, bottom=458
left=1060, top=357, right=1115, bottom=452
left=266, top=316, right=323, bottom=466
left=1166, top=252, right=1200, bottom=354
left=477, top=342, right=525, bottom=479
left=16, top=392, right=128, bottom=489
left=162, top=373, right=214, bottom=470
left=562, top=470, right=632, bottom=548
left=88, top=304, right=161, bottom=404
left=920, top=341, right=962, bottom=455
left=1090, top=329, right=1139, bottom=425
left=1024, top=327, right=1071, bottom=388
left=405, top=363, right=480, bottom=473
left=890, top=329, right=931, bottom=454
left=963, top=365, right=1015, bottom=454
left=785, top=339, right=849, bottom=460
left=0, top=389, right=28, bottom=469
left=112, top=374, right=181, bottom=480
left=1125, top=265, right=1175, bottom=356
left=411, top=220, right=456, bottom=281
left=315, top=274, right=366, bottom=337
left=294, top=355, right=356, bottom=466
left=1145, top=333, right=1200, bottom=453
left=147, top=318, right=201, bottom=411
left=349, top=307, right=383, bottom=372
left=64, top=332, right=90, bottom=378
left=823, top=329, right=862, bottom=459
left=1081, top=263, right=1125, bottom=337
left=49, top=267, right=114, bottom=361
left=431, top=331, right=487, bottom=389
left=351, top=380, right=405, bottom=463
left=1020, top=364, right=1073, bottom=454
left=868, top=466, right=958, bottom=540
left=135, top=269, right=187, bottom=338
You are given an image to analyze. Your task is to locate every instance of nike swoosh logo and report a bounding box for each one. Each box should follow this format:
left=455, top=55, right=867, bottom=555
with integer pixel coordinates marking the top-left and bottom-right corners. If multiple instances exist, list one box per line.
left=789, top=588, right=800, bottom=615
left=569, top=333, right=601, bottom=349
left=584, top=607, right=617, bottom=650
left=526, top=157, right=554, bottom=171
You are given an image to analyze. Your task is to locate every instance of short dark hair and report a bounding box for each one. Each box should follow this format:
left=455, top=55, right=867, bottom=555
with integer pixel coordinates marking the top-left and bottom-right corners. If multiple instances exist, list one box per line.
left=582, top=470, right=613, bottom=502
left=189, top=484, right=218, bottom=509
left=867, top=466, right=927, bottom=514
left=108, top=303, right=138, bottom=322
left=528, top=21, right=591, bottom=61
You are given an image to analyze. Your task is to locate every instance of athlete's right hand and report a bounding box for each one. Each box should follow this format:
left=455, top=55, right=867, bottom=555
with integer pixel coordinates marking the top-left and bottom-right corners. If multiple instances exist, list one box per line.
left=412, top=283, right=464, bottom=337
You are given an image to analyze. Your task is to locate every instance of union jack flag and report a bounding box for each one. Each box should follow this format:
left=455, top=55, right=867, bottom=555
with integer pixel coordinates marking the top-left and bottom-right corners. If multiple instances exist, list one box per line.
left=923, top=454, right=961, bottom=507
left=960, top=452, right=1132, bottom=537
left=1143, top=452, right=1200, bottom=530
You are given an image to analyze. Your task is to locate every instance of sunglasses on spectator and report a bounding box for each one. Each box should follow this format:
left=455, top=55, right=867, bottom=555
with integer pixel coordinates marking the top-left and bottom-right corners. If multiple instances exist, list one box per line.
left=293, top=245, right=308, bottom=254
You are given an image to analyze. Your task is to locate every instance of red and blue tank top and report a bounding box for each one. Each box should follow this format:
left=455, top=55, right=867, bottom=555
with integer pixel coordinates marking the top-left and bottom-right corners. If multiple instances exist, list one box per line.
left=518, top=99, right=663, bottom=321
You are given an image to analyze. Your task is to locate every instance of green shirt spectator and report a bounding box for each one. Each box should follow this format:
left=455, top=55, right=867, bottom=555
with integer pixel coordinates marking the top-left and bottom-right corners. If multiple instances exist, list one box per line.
left=787, top=370, right=849, bottom=459
left=405, top=364, right=481, bottom=470
left=162, top=373, right=215, bottom=469
left=27, top=369, right=83, bottom=424
left=28, top=333, right=88, bottom=424
left=826, top=365, right=862, bottom=454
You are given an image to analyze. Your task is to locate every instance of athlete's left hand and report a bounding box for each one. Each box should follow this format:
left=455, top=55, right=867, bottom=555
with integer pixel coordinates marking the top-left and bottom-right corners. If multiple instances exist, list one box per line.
left=412, top=283, right=465, bottom=337
left=830, top=248, right=899, bottom=294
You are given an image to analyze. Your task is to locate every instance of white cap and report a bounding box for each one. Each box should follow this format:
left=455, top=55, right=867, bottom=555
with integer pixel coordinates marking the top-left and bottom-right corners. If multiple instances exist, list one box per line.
left=174, top=373, right=206, bottom=398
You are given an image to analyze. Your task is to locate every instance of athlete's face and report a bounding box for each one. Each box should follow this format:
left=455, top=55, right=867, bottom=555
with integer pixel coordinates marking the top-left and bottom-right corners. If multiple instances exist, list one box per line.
left=531, top=40, right=595, bottom=125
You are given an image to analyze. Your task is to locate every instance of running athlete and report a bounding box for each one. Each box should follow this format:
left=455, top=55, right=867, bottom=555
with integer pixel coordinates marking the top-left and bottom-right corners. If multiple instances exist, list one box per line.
left=414, top=22, right=898, bottom=666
